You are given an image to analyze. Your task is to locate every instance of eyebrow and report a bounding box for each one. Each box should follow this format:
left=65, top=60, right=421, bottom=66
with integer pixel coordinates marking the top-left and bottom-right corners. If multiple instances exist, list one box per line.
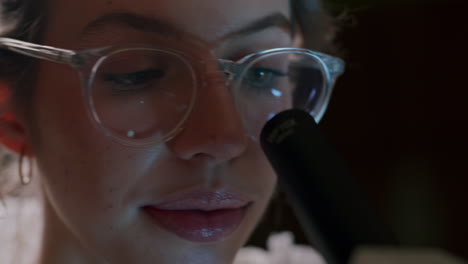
left=220, top=13, right=293, bottom=41
left=81, top=12, right=292, bottom=42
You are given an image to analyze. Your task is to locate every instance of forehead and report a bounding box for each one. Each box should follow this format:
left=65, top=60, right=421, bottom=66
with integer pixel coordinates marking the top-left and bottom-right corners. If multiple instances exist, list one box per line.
left=45, top=0, right=291, bottom=47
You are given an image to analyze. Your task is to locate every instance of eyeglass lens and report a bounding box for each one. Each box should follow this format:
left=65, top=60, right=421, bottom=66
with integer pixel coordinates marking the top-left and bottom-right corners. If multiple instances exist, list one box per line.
left=90, top=48, right=196, bottom=143
left=235, top=51, right=325, bottom=141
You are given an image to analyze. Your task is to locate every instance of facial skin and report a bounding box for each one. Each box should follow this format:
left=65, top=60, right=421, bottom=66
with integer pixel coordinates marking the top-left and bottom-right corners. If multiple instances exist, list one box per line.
left=9, top=0, right=297, bottom=263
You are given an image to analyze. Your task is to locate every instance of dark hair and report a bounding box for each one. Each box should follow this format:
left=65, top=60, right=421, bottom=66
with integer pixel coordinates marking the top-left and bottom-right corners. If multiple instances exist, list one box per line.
left=293, top=0, right=337, bottom=52
left=0, top=0, right=47, bottom=102
left=0, top=0, right=46, bottom=70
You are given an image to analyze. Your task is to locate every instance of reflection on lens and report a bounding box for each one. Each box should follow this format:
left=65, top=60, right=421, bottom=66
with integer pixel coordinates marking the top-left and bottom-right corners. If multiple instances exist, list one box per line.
left=89, top=48, right=196, bottom=145
left=235, top=51, right=326, bottom=141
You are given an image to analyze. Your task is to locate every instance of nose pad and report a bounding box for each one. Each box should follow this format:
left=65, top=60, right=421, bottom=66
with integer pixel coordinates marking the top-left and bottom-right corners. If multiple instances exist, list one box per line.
left=203, top=70, right=233, bottom=89
left=223, top=71, right=235, bottom=87
left=217, top=59, right=243, bottom=88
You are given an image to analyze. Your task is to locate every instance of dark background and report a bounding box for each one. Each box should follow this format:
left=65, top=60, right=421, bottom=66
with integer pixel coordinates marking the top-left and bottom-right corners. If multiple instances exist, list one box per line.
left=248, top=0, right=468, bottom=260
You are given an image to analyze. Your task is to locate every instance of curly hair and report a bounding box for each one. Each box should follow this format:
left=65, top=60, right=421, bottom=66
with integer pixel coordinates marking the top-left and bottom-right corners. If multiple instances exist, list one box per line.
left=0, top=0, right=45, bottom=200
left=0, top=0, right=47, bottom=95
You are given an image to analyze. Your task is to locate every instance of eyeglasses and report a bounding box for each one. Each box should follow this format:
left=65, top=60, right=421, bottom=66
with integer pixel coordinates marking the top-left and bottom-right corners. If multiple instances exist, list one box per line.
left=0, top=37, right=345, bottom=147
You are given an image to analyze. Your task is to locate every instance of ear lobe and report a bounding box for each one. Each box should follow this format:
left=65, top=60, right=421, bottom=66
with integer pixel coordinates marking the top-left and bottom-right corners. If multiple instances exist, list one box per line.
left=0, top=83, right=30, bottom=155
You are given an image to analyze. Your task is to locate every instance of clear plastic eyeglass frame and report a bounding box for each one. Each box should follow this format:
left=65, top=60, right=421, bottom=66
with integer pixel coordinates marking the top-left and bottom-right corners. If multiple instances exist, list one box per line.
left=0, top=37, right=345, bottom=146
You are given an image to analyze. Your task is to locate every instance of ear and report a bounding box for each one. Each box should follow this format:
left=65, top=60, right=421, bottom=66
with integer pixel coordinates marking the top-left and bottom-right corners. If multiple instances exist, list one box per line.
left=0, top=82, right=31, bottom=156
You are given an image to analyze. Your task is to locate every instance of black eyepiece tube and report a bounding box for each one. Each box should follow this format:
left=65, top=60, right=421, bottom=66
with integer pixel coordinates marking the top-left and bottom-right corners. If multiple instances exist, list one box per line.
left=260, top=109, right=397, bottom=264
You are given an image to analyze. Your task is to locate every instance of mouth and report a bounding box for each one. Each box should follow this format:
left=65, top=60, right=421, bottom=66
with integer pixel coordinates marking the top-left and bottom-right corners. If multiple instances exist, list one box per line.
left=142, top=190, right=252, bottom=243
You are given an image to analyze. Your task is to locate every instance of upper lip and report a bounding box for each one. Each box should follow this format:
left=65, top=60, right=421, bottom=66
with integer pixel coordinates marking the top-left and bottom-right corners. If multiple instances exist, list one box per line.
left=145, top=189, right=251, bottom=211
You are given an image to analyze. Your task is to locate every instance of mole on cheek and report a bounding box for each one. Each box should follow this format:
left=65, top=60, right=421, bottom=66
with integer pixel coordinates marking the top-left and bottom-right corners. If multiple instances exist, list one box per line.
left=106, top=0, right=113, bottom=6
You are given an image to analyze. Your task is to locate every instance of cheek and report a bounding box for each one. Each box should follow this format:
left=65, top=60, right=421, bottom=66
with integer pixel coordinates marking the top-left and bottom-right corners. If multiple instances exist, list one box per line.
left=31, top=62, right=91, bottom=144
left=30, top=61, right=147, bottom=229
left=236, top=142, right=278, bottom=206
left=32, top=126, right=169, bottom=260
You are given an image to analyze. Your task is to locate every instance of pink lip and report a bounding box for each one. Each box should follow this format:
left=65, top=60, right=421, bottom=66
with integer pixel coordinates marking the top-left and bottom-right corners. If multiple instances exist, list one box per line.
left=142, top=190, right=251, bottom=243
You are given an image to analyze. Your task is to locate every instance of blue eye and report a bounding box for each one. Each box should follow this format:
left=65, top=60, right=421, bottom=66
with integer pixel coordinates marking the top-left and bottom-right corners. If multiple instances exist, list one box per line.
left=102, top=69, right=165, bottom=93
left=242, top=67, right=287, bottom=91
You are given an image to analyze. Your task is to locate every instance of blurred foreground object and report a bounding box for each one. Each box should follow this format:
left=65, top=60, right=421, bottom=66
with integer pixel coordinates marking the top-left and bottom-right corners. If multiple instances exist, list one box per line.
left=234, top=232, right=467, bottom=264
left=351, top=247, right=467, bottom=264
left=260, top=109, right=397, bottom=263
left=235, top=232, right=326, bottom=264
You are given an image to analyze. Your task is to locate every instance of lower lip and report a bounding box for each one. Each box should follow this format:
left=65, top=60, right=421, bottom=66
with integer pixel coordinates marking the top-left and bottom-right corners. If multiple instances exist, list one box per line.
left=143, top=206, right=248, bottom=243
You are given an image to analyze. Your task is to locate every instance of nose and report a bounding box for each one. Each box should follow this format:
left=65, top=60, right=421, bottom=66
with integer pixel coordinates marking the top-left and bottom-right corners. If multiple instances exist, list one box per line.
left=165, top=71, right=248, bottom=163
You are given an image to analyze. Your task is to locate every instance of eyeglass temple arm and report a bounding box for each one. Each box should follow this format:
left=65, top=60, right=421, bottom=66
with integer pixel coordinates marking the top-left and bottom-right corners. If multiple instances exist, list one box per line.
left=0, top=37, right=77, bottom=66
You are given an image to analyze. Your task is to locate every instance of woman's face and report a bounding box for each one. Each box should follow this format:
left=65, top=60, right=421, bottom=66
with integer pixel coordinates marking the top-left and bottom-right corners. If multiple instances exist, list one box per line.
left=28, top=0, right=294, bottom=263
